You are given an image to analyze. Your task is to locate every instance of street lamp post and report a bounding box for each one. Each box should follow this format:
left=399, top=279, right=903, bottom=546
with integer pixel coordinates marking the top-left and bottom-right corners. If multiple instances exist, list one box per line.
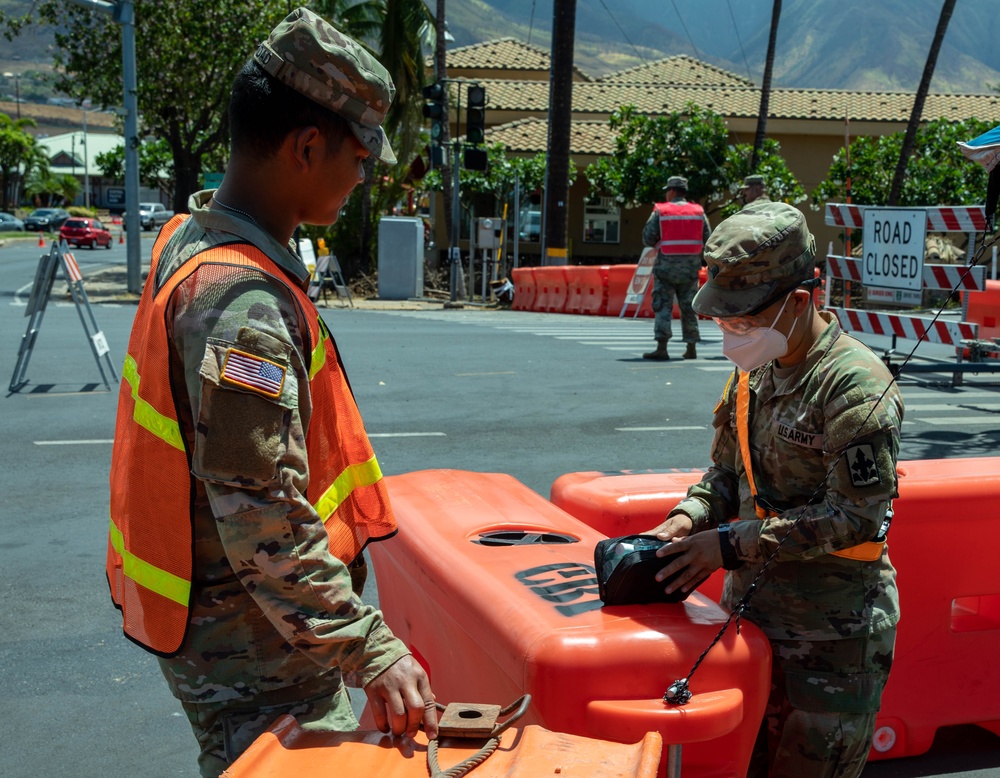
left=68, top=0, right=141, bottom=293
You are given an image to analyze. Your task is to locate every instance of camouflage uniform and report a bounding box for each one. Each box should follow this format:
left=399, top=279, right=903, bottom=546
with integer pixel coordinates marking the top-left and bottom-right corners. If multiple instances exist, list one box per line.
left=153, top=192, right=407, bottom=777
left=642, top=198, right=711, bottom=344
left=135, top=9, right=406, bottom=775
left=672, top=202, right=902, bottom=777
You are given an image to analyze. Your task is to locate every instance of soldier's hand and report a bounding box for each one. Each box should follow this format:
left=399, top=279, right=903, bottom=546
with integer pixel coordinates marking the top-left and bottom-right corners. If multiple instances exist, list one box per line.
left=642, top=512, right=693, bottom=542
left=653, top=531, right=722, bottom=595
left=364, top=655, right=438, bottom=740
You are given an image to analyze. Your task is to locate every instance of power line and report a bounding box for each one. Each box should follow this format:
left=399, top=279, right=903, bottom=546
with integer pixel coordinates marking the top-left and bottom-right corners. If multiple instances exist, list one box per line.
left=668, top=0, right=701, bottom=60
left=527, top=0, right=537, bottom=46
left=595, top=0, right=648, bottom=66
left=725, top=0, right=754, bottom=82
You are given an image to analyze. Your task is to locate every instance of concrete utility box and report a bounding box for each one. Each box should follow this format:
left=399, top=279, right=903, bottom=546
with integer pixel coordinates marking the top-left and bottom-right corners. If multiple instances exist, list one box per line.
left=377, top=217, right=424, bottom=300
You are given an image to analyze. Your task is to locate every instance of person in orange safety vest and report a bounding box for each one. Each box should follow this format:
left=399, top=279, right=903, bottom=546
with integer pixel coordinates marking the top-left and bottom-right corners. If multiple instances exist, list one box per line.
left=641, top=175, right=711, bottom=360
left=105, top=9, right=437, bottom=776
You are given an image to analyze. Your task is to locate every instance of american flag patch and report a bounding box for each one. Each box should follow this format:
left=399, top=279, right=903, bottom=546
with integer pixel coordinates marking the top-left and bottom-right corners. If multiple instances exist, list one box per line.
left=221, top=349, right=286, bottom=398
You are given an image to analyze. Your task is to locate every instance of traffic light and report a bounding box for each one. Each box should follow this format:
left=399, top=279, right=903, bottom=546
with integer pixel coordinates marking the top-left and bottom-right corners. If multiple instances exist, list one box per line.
left=466, top=85, right=486, bottom=145
left=422, top=80, right=446, bottom=147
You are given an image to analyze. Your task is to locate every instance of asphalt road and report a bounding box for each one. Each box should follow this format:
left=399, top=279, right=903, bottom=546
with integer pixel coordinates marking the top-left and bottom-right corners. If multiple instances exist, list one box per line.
left=1, top=235, right=998, bottom=777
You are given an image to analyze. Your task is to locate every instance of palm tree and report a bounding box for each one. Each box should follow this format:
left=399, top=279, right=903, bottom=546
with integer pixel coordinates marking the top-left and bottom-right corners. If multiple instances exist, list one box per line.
left=0, top=113, right=40, bottom=211
left=751, top=0, right=781, bottom=172
left=887, top=0, right=957, bottom=205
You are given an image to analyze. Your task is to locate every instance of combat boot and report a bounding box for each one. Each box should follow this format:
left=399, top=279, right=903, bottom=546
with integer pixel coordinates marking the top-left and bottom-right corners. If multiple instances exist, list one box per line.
left=643, top=340, right=669, bottom=360
left=683, top=343, right=697, bottom=360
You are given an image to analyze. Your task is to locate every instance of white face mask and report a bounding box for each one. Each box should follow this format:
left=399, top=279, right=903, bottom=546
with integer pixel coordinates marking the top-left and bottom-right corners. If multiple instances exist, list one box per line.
left=721, top=294, right=798, bottom=372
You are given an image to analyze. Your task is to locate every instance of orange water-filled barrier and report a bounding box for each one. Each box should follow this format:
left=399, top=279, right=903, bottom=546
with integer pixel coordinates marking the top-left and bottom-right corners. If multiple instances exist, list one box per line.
left=550, top=458, right=1000, bottom=761
left=532, top=266, right=569, bottom=312
left=370, top=469, right=771, bottom=777
left=606, top=264, right=654, bottom=318
left=510, top=267, right=536, bottom=311
left=565, top=265, right=610, bottom=315
left=223, top=715, right=662, bottom=777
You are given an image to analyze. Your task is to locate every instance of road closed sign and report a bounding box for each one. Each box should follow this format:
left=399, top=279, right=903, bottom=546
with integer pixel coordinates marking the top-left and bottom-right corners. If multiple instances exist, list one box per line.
left=862, top=208, right=926, bottom=291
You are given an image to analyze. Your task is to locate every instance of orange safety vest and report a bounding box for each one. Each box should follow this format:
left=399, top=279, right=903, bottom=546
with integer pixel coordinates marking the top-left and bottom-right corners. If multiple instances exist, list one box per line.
left=107, top=215, right=397, bottom=656
left=734, top=371, right=885, bottom=562
left=655, top=200, right=705, bottom=255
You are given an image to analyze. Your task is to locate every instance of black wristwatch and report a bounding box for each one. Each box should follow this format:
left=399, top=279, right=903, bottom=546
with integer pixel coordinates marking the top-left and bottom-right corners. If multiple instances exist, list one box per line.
left=718, top=524, right=744, bottom=570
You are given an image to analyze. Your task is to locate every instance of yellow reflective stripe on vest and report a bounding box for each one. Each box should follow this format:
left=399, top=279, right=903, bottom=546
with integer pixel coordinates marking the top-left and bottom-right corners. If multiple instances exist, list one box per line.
left=108, top=517, right=190, bottom=606
left=122, top=354, right=185, bottom=452
left=309, top=332, right=327, bottom=380
left=314, top=456, right=383, bottom=523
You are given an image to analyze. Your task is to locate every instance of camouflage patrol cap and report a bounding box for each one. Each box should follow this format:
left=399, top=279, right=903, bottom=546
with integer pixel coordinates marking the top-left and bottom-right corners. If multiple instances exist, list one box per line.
left=665, top=175, right=688, bottom=191
left=693, top=201, right=816, bottom=317
left=254, top=7, right=397, bottom=165
left=740, top=174, right=765, bottom=188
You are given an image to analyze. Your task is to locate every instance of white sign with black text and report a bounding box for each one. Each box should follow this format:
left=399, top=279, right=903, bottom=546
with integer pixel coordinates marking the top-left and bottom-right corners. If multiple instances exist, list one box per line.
left=862, top=208, right=926, bottom=291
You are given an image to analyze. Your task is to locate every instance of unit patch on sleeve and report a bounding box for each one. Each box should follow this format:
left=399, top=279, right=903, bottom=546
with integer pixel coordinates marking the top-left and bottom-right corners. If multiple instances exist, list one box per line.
left=221, top=348, right=286, bottom=398
left=846, top=444, right=880, bottom=487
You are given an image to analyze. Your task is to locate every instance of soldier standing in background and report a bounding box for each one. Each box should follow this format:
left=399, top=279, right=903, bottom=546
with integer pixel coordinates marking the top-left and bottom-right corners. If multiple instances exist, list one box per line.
left=643, top=202, right=902, bottom=777
left=641, top=175, right=711, bottom=360
left=739, top=174, right=769, bottom=207
left=105, top=9, right=436, bottom=776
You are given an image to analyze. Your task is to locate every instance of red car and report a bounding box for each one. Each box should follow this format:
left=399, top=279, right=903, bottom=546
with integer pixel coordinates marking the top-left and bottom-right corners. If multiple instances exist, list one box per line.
left=59, top=217, right=113, bottom=249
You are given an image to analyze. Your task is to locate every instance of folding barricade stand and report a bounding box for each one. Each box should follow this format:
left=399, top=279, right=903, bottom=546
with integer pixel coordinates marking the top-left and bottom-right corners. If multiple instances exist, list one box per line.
left=618, top=246, right=657, bottom=318
left=9, top=240, right=118, bottom=393
left=306, top=250, right=353, bottom=308
left=824, top=203, right=999, bottom=385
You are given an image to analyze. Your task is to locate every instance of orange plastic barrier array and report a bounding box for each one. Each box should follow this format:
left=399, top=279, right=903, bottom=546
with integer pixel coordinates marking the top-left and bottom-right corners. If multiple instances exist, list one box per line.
left=564, top=265, right=610, bottom=315
left=550, top=458, right=1000, bottom=762
left=511, top=267, right=536, bottom=311
left=532, top=266, right=569, bottom=312
left=223, top=715, right=663, bottom=777
left=369, top=469, right=771, bottom=778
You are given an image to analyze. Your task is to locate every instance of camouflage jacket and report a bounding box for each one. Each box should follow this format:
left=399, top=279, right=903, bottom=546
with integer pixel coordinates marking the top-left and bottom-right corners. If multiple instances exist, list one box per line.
left=672, top=313, right=902, bottom=639
left=155, top=191, right=407, bottom=704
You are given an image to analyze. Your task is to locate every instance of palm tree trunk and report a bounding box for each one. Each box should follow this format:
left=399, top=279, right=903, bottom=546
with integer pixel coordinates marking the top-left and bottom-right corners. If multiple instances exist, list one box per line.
left=543, top=0, right=576, bottom=263
left=887, top=0, right=957, bottom=205
left=751, top=0, right=781, bottom=172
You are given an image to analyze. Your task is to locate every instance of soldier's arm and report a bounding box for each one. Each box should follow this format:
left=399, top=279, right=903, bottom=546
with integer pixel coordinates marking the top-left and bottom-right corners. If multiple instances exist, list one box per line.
left=754, top=386, right=902, bottom=563
left=169, top=268, right=409, bottom=685
left=642, top=210, right=660, bottom=247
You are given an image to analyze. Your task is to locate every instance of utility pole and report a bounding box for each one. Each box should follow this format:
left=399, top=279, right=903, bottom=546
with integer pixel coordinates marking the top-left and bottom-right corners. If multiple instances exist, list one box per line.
left=68, top=0, right=141, bottom=293
left=542, top=0, right=576, bottom=265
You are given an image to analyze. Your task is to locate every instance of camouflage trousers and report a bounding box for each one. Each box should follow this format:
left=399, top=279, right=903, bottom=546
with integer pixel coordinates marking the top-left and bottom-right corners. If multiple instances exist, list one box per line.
left=747, top=628, right=895, bottom=778
left=650, top=254, right=702, bottom=343
left=168, top=669, right=359, bottom=777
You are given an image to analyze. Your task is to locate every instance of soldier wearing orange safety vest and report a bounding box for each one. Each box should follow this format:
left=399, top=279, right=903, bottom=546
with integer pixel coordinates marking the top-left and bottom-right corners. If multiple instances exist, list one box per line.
left=642, top=202, right=902, bottom=778
left=641, top=175, right=711, bottom=360
left=105, top=9, right=437, bottom=777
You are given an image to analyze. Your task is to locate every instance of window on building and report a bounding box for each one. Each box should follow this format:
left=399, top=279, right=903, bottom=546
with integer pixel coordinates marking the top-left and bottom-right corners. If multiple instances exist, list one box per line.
left=583, top=197, right=620, bottom=244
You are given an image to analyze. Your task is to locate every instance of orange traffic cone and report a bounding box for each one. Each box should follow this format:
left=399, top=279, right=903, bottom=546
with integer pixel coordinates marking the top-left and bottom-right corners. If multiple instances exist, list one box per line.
left=37, top=231, right=45, bottom=247
left=119, top=230, right=124, bottom=244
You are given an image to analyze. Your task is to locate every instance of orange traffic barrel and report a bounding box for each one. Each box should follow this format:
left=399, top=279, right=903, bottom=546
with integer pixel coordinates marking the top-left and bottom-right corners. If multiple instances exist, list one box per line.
left=370, top=469, right=771, bottom=777
left=550, top=458, right=1000, bottom=762
left=223, top=714, right=663, bottom=777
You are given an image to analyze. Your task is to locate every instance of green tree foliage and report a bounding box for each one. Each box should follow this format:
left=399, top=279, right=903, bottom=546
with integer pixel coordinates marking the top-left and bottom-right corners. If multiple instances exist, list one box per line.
left=586, top=103, right=731, bottom=209
left=95, top=138, right=175, bottom=201
left=2, top=1, right=290, bottom=214
left=586, top=103, right=804, bottom=218
left=812, top=117, right=992, bottom=209
left=0, top=112, right=41, bottom=210
left=25, top=169, right=80, bottom=207
left=720, top=138, right=806, bottom=218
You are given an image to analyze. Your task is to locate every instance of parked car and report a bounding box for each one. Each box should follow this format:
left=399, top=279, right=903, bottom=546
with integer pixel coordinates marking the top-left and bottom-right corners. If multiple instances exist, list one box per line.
left=123, top=202, right=174, bottom=231
left=59, top=217, right=113, bottom=249
left=24, top=207, right=71, bottom=232
left=0, top=212, right=25, bottom=232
